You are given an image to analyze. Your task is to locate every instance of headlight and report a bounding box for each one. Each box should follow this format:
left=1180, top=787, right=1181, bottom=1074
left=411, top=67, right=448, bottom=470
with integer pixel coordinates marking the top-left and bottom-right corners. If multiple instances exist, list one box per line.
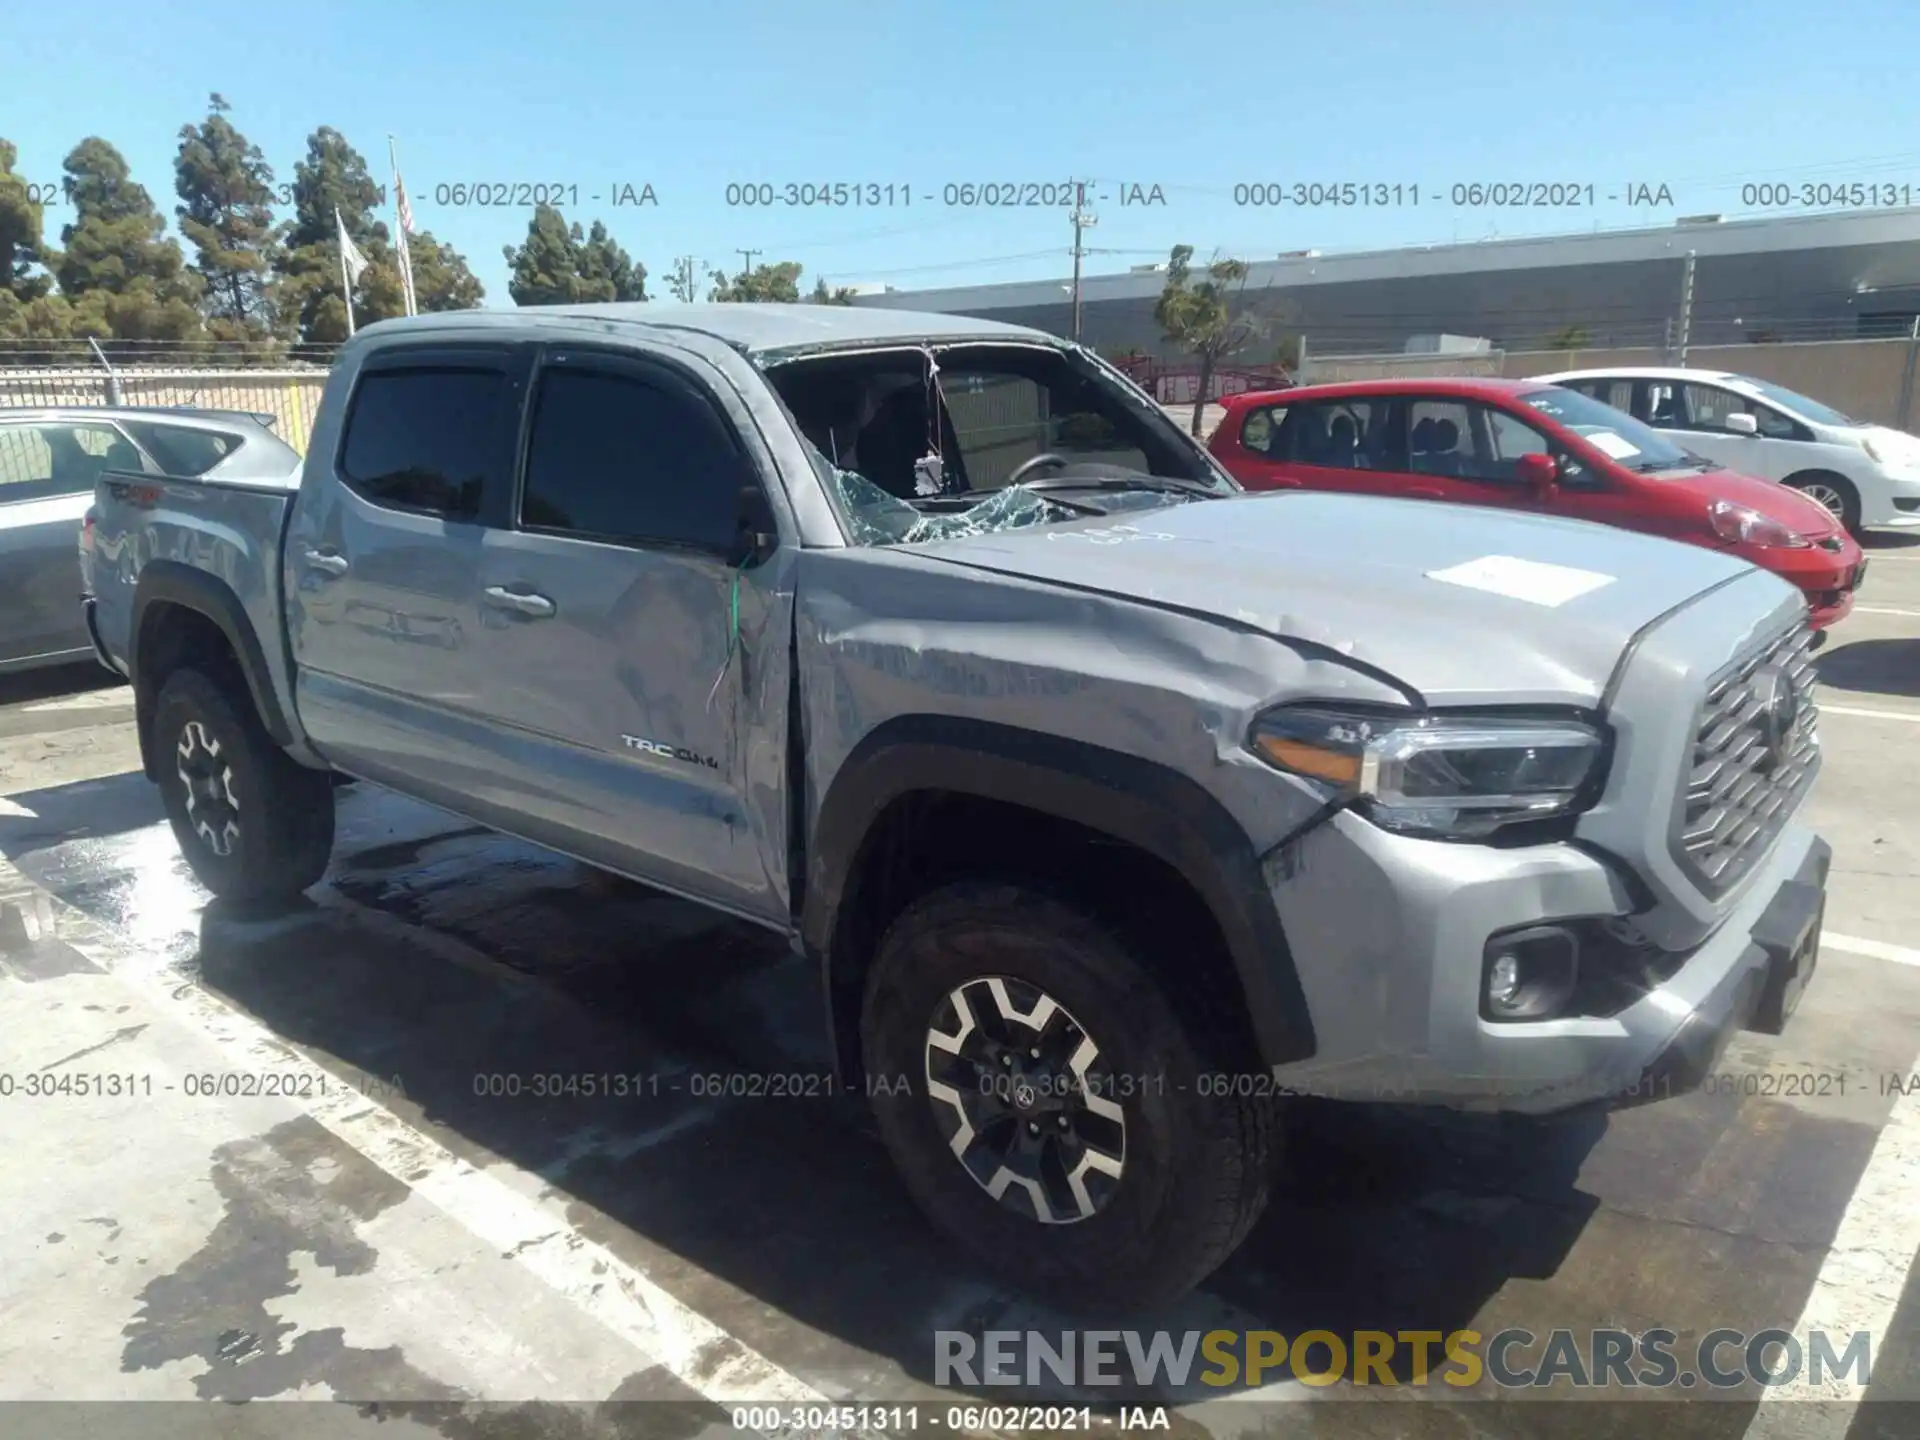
left=1708, top=498, right=1811, bottom=548
left=1250, top=705, right=1607, bottom=839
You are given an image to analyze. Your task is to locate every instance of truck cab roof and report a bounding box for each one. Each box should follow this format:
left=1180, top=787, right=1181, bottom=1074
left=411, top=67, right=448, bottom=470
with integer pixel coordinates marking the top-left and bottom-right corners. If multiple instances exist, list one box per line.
left=352, top=303, right=1059, bottom=361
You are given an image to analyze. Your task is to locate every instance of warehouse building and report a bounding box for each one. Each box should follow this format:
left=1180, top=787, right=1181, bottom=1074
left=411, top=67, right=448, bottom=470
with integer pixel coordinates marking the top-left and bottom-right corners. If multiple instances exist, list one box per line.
left=850, top=207, right=1920, bottom=361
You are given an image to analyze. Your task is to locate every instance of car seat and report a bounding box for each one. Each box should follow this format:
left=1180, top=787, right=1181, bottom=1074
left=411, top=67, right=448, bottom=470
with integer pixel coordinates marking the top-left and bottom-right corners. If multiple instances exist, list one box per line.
left=1410, top=416, right=1438, bottom=472
left=1326, top=414, right=1359, bottom=468
left=1427, top=418, right=1464, bottom=476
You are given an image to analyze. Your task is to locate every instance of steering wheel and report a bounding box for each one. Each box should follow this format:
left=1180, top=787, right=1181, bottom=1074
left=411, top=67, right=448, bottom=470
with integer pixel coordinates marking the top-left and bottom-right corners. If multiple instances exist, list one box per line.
left=1006, top=453, right=1072, bottom=487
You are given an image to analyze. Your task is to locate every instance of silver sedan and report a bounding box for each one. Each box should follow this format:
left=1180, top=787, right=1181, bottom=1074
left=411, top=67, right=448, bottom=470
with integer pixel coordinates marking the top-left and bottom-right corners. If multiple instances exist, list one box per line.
left=0, top=408, right=301, bottom=674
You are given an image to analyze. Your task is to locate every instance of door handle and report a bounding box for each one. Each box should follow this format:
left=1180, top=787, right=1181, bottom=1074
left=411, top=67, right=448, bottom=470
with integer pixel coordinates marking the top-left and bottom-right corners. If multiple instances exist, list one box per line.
left=303, top=548, right=350, bottom=577
left=483, top=585, right=556, bottom=618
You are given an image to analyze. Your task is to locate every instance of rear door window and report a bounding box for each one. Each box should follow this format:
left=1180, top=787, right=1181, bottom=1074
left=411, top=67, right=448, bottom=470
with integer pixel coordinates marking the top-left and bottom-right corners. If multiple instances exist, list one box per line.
left=339, top=365, right=512, bottom=522
left=0, top=422, right=143, bottom=503
left=1281, top=399, right=1393, bottom=468
left=1563, top=377, right=1635, bottom=413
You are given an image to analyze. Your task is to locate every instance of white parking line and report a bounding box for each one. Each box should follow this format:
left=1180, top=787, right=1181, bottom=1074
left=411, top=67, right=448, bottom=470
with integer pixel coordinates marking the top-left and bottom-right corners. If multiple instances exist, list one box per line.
left=0, top=860, right=852, bottom=1428
left=1849, top=605, right=1920, bottom=618
left=1741, top=1078, right=1920, bottom=1435
left=1823, top=933, right=1920, bottom=970
left=1819, top=703, right=1920, bottom=723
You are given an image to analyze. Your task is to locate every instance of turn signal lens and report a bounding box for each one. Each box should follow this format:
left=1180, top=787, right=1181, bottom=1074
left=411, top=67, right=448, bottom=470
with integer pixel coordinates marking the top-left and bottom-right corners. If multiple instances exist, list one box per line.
left=1251, top=734, right=1363, bottom=786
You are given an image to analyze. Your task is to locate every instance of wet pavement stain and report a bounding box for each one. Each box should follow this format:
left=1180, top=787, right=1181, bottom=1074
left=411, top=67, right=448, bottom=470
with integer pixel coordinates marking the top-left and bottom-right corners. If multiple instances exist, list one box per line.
left=360, top=1369, right=725, bottom=1440
left=120, top=1115, right=462, bottom=1403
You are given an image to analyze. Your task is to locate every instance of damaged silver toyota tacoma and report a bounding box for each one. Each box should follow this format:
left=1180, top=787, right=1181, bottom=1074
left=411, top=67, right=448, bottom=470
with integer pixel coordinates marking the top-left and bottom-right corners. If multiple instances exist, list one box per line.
left=80, top=304, right=1831, bottom=1309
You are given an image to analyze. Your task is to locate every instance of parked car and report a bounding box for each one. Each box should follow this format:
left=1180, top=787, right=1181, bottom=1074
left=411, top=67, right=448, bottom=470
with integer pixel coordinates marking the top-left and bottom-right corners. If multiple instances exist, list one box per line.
left=1208, top=377, right=1865, bottom=628
left=85, top=305, right=1829, bottom=1310
left=1532, top=365, right=1920, bottom=536
left=0, top=407, right=300, bottom=674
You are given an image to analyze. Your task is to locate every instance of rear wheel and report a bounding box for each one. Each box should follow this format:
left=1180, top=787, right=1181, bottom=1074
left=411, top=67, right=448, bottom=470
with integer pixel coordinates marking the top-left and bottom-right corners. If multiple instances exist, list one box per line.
left=153, top=666, right=335, bottom=905
left=861, top=882, right=1278, bottom=1311
left=1787, top=472, right=1862, bottom=536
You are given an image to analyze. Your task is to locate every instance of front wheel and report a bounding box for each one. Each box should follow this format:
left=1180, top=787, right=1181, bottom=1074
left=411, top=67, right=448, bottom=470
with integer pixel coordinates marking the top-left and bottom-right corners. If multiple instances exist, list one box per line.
left=861, top=883, right=1278, bottom=1311
left=1787, top=473, right=1862, bottom=536
left=153, top=666, right=336, bottom=905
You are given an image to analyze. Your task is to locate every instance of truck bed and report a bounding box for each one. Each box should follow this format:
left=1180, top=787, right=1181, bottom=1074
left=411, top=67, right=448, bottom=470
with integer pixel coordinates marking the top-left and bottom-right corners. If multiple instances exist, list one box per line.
left=86, top=467, right=299, bottom=720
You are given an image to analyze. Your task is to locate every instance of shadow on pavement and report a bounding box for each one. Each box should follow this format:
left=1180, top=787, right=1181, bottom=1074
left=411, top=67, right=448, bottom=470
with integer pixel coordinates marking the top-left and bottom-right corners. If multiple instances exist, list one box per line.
left=0, top=768, right=1868, bottom=1415
left=0, top=662, right=125, bottom=708
left=1817, top=638, right=1920, bottom=700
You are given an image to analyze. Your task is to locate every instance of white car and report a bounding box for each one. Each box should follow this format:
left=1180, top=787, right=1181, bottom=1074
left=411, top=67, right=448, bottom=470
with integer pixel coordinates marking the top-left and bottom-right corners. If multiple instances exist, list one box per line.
left=1530, top=365, right=1920, bottom=536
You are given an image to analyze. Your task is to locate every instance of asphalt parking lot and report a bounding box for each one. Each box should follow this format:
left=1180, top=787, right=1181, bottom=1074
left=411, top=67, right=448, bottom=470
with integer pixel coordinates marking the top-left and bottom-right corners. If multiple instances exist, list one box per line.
left=1, top=534, right=1918, bottom=1440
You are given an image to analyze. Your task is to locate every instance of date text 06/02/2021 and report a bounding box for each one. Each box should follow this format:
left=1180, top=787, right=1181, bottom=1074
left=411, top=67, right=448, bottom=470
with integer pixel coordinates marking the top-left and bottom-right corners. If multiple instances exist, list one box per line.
left=0, top=1070, right=404, bottom=1100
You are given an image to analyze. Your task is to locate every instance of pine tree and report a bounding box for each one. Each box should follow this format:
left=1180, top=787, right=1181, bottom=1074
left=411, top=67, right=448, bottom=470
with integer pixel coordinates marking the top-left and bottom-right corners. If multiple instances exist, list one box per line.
left=174, top=94, right=283, bottom=339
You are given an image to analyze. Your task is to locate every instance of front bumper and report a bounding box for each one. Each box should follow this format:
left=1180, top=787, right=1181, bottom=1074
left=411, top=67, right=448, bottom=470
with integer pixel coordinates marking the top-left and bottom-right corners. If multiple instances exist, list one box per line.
left=1264, top=808, right=1829, bottom=1115
left=1862, top=473, right=1920, bottom=529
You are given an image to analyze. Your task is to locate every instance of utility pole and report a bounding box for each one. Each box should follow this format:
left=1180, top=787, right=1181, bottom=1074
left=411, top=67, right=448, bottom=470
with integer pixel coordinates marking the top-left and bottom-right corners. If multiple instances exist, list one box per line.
left=1069, top=182, right=1097, bottom=344
left=737, top=248, right=761, bottom=274
left=669, top=256, right=699, bottom=303
left=1676, top=249, right=1697, bottom=365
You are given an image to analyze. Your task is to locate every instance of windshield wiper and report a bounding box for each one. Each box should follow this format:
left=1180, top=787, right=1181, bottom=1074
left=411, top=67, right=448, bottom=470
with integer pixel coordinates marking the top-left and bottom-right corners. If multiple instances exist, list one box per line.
left=1633, top=457, right=1718, bottom=474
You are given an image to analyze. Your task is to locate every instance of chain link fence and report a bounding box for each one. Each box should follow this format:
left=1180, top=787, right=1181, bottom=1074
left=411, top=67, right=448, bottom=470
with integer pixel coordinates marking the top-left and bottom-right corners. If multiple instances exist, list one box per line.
left=0, top=366, right=330, bottom=453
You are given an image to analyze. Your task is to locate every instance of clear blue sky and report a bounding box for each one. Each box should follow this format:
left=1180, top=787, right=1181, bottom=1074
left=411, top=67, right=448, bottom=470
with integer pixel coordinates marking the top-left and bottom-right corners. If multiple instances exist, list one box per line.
left=9, top=0, right=1920, bottom=304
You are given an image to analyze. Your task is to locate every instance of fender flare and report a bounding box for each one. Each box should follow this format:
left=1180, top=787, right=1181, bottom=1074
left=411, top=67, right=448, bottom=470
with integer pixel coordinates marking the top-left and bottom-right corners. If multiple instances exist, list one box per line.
left=130, top=561, right=295, bottom=775
left=802, top=714, right=1317, bottom=1073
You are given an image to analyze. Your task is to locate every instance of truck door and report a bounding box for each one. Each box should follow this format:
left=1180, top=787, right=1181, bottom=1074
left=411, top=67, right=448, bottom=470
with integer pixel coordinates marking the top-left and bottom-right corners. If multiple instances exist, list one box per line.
left=283, top=343, right=527, bottom=804
left=469, top=343, right=792, bottom=925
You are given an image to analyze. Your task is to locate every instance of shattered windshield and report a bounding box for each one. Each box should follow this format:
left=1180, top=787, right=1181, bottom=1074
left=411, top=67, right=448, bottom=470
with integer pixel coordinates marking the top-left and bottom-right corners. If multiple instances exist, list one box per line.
left=772, top=340, right=1235, bottom=547
left=827, top=462, right=1071, bottom=545
left=818, top=456, right=1206, bottom=547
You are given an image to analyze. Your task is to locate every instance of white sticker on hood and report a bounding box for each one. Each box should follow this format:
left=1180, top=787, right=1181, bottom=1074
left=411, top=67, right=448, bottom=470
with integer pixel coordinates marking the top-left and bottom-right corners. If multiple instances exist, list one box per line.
left=1584, top=429, right=1641, bottom=460
left=1426, top=554, right=1617, bottom=607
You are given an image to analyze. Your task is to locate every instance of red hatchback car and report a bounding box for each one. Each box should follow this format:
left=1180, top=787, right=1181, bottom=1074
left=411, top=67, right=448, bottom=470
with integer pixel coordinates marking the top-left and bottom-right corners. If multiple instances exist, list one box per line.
left=1209, top=377, right=1866, bottom=627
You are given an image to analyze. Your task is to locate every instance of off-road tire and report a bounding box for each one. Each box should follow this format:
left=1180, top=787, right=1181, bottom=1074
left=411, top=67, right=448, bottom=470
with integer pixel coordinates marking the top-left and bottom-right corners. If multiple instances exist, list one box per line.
left=152, top=666, right=335, bottom=905
left=862, top=882, right=1279, bottom=1312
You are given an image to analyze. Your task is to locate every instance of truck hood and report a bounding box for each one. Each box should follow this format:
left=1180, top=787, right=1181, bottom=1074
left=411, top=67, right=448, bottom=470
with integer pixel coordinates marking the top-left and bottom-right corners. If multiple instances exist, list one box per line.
left=914, top=490, right=1773, bottom=706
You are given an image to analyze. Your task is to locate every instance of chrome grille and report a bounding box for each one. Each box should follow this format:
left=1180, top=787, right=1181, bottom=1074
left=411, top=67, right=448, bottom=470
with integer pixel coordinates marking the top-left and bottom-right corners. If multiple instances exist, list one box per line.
left=1673, top=621, right=1821, bottom=895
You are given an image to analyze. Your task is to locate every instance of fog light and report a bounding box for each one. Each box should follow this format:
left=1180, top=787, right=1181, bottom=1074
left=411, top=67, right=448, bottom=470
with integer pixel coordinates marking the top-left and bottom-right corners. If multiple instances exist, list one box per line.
left=1482, top=925, right=1580, bottom=1021
left=1488, top=952, right=1523, bottom=1009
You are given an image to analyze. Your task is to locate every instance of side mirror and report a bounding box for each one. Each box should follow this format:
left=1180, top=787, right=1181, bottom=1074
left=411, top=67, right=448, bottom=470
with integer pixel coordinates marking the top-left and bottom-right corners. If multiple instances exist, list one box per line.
left=1515, top=452, right=1559, bottom=494
left=1724, top=412, right=1759, bottom=436
left=735, top=484, right=779, bottom=567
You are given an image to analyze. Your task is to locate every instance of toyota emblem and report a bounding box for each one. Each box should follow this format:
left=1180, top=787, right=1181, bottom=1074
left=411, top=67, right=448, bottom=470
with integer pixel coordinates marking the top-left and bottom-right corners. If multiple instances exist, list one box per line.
left=1752, top=664, right=1799, bottom=770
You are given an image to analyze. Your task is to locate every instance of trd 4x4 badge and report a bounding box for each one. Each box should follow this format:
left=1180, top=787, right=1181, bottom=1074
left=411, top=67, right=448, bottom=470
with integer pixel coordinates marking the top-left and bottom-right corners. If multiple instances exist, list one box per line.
left=621, top=735, right=720, bottom=770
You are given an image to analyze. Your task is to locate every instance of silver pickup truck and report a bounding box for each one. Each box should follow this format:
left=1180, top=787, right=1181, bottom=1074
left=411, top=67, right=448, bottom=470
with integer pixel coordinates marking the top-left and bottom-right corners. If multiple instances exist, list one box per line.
left=80, top=303, right=1830, bottom=1310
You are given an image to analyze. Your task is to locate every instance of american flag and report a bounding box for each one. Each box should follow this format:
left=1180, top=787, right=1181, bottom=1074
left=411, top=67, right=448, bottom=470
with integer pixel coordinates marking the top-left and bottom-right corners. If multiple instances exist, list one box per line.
left=389, top=143, right=419, bottom=316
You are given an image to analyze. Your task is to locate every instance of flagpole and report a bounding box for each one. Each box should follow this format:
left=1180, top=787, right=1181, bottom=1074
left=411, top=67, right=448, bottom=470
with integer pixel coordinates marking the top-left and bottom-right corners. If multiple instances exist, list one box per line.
left=388, top=134, right=417, bottom=317
left=335, top=206, right=356, bottom=337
